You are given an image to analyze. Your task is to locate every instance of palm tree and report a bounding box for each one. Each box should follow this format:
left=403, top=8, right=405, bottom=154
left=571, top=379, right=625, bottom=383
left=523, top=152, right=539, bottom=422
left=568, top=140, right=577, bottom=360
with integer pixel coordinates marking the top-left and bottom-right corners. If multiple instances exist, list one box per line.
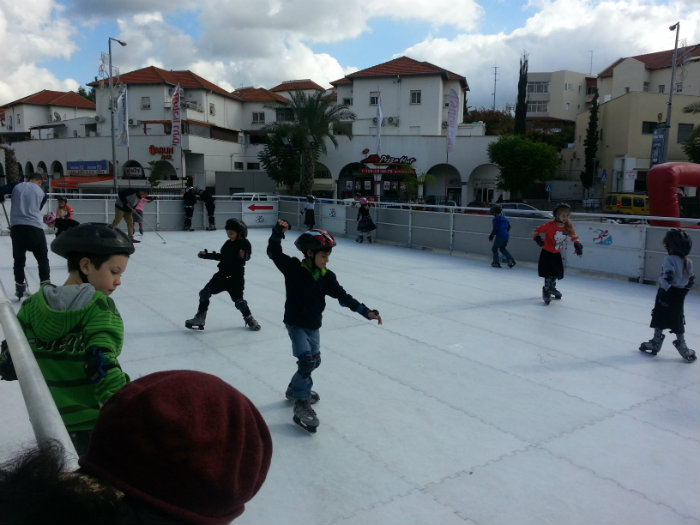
left=268, top=91, right=355, bottom=195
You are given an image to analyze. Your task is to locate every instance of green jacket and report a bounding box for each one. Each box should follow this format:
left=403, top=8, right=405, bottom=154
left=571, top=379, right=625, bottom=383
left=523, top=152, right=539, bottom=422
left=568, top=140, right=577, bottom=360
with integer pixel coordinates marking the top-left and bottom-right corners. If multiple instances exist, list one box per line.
left=17, top=283, right=128, bottom=432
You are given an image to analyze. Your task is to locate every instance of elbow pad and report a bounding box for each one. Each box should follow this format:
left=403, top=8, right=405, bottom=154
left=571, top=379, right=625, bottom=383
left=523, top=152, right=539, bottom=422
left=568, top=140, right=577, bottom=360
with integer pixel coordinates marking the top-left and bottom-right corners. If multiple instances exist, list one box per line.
left=84, top=347, right=120, bottom=383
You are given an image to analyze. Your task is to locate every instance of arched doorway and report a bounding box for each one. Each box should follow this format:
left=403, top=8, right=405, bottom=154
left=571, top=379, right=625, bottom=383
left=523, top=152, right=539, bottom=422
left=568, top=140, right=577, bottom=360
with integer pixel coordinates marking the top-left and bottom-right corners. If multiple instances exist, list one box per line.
left=425, top=163, right=461, bottom=205
left=468, top=164, right=501, bottom=203
left=51, top=161, right=64, bottom=179
left=148, top=160, right=177, bottom=180
left=24, top=162, right=35, bottom=177
left=338, top=163, right=369, bottom=199
left=312, top=162, right=335, bottom=198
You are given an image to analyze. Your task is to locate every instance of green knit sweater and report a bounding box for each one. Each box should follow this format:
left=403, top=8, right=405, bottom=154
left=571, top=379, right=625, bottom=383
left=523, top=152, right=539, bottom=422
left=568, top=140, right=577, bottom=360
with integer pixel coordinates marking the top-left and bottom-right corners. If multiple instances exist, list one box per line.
left=17, top=283, right=128, bottom=432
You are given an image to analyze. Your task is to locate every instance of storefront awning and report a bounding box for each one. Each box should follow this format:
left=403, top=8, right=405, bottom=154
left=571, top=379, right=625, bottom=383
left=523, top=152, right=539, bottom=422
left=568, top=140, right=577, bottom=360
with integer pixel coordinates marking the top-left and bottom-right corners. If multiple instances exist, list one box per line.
left=51, top=176, right=113, bottom=189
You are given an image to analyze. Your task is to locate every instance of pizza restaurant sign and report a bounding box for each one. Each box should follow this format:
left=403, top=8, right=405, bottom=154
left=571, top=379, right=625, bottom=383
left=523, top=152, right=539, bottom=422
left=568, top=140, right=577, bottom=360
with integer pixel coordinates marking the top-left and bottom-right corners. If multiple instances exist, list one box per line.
left=149, top=145, right=174, bottom=160
left=360, top=153, right=416, bottom=175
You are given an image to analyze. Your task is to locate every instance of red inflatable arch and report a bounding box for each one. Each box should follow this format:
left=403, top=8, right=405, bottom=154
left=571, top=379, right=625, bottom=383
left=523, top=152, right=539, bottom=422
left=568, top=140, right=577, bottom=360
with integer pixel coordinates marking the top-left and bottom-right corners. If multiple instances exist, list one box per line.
left=647, top=162, right=700, bottom=227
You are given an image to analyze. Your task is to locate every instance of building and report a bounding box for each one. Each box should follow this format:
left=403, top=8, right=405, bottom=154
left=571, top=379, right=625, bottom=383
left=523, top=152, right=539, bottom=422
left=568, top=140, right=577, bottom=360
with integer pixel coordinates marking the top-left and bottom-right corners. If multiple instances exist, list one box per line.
left=570, top=44, right=700, bottom=196
left=526, top=70, right=593, bottom=132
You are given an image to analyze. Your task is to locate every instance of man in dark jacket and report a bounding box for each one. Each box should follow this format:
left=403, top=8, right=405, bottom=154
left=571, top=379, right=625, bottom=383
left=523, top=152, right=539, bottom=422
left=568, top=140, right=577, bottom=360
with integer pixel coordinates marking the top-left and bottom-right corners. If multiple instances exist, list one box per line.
left=199, top=189, right=216, bottom=230
left=111, top=188, right=149, bottom=242
left=0, top=174, right=50, bottom=298
left=182, top=177, right=197, bottom=231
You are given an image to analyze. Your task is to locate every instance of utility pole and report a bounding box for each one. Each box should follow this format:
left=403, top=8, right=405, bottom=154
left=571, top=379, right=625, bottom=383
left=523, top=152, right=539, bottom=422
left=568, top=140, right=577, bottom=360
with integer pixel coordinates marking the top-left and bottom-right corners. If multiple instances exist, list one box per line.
left=491, top=66, right=499, bottom=110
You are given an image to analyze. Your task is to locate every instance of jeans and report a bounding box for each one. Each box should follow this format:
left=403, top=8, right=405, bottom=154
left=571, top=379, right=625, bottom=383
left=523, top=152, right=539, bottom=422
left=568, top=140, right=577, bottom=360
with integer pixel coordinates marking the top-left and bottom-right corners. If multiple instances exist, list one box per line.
left=286, top=325, right=321, bottom=400
left=11, top=225, right=50, bottom=284
left=492, top=236, right=514, bottom=265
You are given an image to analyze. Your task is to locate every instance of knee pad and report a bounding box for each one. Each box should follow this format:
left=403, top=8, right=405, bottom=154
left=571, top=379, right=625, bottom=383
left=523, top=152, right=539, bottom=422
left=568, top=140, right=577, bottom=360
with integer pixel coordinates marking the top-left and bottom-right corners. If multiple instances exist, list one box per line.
left=297, top=353, right=321, bottom=376
left=234, top=298, right=248, bottom=311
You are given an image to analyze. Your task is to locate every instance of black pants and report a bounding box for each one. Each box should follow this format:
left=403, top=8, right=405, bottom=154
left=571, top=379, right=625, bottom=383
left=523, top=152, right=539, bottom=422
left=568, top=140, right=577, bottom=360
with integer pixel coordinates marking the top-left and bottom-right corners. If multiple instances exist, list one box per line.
left=11, top=225, right=50, bottom=284
left=198, top=272, right=250, bottom=317
left=184, top=205, right=195, bottom=228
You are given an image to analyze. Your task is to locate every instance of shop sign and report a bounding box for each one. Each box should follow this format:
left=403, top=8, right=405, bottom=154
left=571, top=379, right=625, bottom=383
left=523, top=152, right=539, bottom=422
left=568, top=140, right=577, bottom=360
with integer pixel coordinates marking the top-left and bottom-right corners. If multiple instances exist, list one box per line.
left=149, top=145, right=174, bottom=160
left=66, top=160, right=109, bottom=176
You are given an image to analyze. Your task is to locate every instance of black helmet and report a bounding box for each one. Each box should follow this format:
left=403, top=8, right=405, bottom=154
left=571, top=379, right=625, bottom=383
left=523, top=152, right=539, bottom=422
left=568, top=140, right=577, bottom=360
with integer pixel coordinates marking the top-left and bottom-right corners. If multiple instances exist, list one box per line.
left=51, top=223, right=135, bottom=258
left=663, top=228, right=692, bottom=257
left=294, top=229, right=336, bottom=254
left=490, top=205, right=502, bottom=215
left=225, top=218, right=248, bottom=239
left=56, top=196, right=68, bottom=204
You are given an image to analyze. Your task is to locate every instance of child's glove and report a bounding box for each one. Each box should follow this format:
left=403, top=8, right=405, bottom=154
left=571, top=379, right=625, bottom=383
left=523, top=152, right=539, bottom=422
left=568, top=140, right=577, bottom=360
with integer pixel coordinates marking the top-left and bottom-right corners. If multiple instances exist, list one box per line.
left=488, top=234, right=494, bottom=242
left=574, top=242, right=583, bottom=256
left=534, top=236, right=544, bottom=247
left=272, top=220, right=288, bottom=237
left=198, top=249, right=209, bottom=258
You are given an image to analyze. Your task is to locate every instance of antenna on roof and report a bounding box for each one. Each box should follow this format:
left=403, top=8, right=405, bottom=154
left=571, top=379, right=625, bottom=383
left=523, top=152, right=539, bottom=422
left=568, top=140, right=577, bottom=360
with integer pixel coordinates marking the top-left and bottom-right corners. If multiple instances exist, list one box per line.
left=53, top=112, right=61, bottom=121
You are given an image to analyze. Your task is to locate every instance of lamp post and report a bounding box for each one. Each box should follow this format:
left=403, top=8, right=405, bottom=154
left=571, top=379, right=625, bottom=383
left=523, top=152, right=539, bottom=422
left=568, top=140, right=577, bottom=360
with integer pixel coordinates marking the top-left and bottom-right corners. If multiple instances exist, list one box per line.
left=660, top=22, right=680, bottom=164
left=108, top=37, right=127, bottom=194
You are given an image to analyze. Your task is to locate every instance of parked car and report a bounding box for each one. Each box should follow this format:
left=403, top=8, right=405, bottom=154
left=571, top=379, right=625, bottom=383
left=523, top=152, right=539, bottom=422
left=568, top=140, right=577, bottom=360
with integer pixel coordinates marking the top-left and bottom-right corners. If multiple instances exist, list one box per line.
left=465, top=200, right=489, bottom=215
left=498, top=202, right=551, bottom=219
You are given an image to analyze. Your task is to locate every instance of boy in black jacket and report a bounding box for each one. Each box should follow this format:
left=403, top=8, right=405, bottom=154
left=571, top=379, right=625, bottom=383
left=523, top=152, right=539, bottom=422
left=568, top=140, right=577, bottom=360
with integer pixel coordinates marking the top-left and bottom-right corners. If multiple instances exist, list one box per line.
left=185, top=218, right=260, bottom=331
left=267, top=219, right=382, bottom=432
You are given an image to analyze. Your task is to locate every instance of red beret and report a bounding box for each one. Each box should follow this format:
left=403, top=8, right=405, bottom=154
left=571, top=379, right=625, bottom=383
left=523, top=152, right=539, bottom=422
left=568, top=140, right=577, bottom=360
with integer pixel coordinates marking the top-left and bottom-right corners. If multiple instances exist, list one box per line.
left=79, top=370, right=272, bottom=524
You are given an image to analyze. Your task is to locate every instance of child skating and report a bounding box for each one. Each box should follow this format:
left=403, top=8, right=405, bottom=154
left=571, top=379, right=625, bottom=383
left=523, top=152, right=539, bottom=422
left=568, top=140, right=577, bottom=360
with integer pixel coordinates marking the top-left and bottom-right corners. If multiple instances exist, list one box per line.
left=533, top=203, right=583, bottom=304
left=302, top=195, right=316, bottom=229
left=355, top=198, right=376, bottom=243
left=639, top=228, right=696, bottom=362
left=185, top=218, right=260, bottom=331
left=488, top=205, right=516, bottom=268
left=267, top=220, right=382, bottom=432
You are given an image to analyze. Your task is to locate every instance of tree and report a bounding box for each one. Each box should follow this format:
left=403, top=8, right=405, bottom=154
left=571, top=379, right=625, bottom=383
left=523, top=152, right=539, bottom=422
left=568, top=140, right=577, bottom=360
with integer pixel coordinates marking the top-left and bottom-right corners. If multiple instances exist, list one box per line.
left=488, top=134, right=560, bottom=198
left=464, top=108, right=514, bottom=135
left=581, top=88, right=599, bottom=196
left=681, top=101, right=700, bottom=163
left=514, top=53, right=528, bottom=135
left=261, top=91, right=355, bottom=195
left=0, top=145, right=20, bottom=182
left=77, top=86, right=95, bottom=103
left=258, top=133, right=303, bottom=192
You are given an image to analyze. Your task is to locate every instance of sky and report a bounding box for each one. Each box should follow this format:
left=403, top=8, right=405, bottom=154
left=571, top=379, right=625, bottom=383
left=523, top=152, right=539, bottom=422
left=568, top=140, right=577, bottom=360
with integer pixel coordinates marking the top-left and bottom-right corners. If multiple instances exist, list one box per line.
left=0, top=0, right=698, bottom=110
left=0, top=216, right=698, bottom=524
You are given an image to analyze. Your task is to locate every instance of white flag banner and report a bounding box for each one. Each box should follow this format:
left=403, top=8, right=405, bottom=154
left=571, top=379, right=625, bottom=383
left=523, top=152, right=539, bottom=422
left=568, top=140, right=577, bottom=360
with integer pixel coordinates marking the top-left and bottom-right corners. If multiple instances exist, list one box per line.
left=116, top=86, right=129, bottom=147
left=446, top=88, right=458, bottom=153
left=376, top=92, right=383, bottom=156
left=171, top=84, right=181, bottom=149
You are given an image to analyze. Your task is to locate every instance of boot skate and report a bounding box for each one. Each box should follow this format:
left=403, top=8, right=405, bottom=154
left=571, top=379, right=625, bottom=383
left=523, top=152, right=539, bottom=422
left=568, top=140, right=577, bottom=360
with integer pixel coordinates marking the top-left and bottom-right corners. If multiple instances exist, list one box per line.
left=293, top=399, right=319, bottom=433
left=639, top=334, right=664, bottom=355
left=550, top=287, right=562, bottom=300
left=542, top=286, right=551, bottom=305
left=244, top=314, right=261, bottom=331
left=507, top=259, right=516, bottom=268
left=185, top=311, right=206, bottom=330
left=491, top=261, right=501, bottom=268
left=672, top=340, right=697, bottom=362
left=368, top=236, right=372, bottom=244
left=355, top=236, right=363, bottom=243
left=15, top=282, right=27, bottom=300
left=286, top=386, right=320, bottom=404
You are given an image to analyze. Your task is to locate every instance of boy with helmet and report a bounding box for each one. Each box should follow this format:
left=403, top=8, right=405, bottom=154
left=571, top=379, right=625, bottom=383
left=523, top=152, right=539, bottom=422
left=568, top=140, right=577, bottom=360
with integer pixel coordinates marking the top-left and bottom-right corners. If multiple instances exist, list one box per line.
left=533, top=202, right=583, bottom=304
left=488, top=205, right=516, bottom=268
left=0, top=223, right=134, bottom=453
left=639, top=228, right=696, bottom=362
left=267, top=219, right=382, bottom=432
left=185, top=218, right=260, bottom=331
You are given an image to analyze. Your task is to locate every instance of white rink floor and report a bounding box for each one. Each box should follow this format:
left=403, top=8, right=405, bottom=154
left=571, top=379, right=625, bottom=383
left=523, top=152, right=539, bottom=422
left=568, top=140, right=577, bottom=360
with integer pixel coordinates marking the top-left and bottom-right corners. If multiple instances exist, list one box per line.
left=1, top=227, right=699, bottom=525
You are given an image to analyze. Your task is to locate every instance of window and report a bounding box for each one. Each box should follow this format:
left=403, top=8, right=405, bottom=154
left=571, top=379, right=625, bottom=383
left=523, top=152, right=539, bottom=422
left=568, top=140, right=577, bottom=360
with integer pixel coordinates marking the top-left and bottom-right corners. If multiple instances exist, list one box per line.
left=643, top=82, right=650, bottom=92
left=526, top=101, right=548, bottom=113
left=564, top=82, right=574, bottom=91
left=678, top=123, right=694, bottom=144
left=276, top=108, right=294, bottom=122
left=641, top=121, right=658, bottom=134
left=247, top=162, right=260, bottom=170
left=527, top=81, right=549, bottom=93
left=141, top=96, right=151, bottom=110
left=209, top=103, right=216, bottom=116
left=234, top=162, right=244, bottom=170
left=16, top=114, right=20, bottom=124
left=252, top=112, right=265, bottom=124
left=658, top=85, right=665, bottom=94
left=675, top=82, right=683, bottom=93
left=369, top=92, right=379, bottom=105
left=410, top=90, right=421, bottom=104
left=342, top=97, right=353, bottom=106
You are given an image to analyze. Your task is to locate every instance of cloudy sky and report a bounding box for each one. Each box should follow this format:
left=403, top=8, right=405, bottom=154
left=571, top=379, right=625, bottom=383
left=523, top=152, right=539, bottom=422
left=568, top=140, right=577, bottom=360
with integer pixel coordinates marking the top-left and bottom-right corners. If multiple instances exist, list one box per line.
left=0, top=0, right=697, bottom=109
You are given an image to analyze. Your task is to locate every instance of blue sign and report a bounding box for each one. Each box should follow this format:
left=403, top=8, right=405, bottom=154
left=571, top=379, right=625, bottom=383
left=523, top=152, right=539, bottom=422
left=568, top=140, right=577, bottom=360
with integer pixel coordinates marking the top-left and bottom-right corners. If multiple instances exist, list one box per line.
left=544, top=184, right=552, bottom=192
left=66, top=160, right=109, bottom=175
left=600, top=171, right=607, bottom=183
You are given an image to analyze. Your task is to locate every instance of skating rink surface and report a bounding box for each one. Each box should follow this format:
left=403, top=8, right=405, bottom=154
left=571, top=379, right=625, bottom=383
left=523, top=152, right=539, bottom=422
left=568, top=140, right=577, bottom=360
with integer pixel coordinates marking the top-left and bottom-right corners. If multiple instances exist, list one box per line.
left=1, top=228, right=698, bottom=525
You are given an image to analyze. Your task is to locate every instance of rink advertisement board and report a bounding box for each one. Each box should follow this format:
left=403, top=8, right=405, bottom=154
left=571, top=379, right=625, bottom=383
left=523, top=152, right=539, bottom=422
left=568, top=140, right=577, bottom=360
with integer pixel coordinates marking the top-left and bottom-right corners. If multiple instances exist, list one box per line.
left=564, top=221, right=646, bottom=279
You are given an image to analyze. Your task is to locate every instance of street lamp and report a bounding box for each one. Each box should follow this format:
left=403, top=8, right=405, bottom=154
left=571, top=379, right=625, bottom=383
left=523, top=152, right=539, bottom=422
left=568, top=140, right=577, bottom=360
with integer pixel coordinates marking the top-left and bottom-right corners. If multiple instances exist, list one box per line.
left=108, top=37, right=127, bottom=194
left=660, top=22, right=680, bottom=164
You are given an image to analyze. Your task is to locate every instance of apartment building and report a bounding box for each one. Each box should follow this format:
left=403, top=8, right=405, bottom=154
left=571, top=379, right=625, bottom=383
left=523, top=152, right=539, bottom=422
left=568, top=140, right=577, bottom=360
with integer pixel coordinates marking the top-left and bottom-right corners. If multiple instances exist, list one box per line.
left=526, top=70, right=592, bottom=132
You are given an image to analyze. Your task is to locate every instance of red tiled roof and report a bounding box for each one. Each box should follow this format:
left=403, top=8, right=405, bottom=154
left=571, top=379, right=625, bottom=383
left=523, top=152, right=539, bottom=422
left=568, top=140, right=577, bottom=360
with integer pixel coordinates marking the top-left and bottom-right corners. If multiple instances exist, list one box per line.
left=233, top=87, right=289, bottom=103
left=2, top=90, right=95, bottom=109
left=270, top=79, right=325, bottom=93
left=87, top=66, right=237, bottom=100
left=598, top=44, right=700, bottom=78
left=330, top=56, right=468, bottom=90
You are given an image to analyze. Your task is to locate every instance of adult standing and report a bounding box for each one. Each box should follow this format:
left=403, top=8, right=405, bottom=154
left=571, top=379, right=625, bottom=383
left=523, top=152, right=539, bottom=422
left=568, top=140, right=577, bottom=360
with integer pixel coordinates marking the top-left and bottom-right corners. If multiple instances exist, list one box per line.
left=182, top=176, right=197, bottom=231
left=112, top=188, right=149, bottom=243
left=199, top=188, right=216, bottom=230
left=0, top=173, right=50, bottom=298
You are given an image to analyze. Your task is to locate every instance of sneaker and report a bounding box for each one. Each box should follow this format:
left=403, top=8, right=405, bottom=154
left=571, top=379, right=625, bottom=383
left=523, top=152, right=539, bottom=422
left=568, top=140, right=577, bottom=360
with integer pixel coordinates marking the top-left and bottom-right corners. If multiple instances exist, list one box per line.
left=131, top=238, right=141, bottom=243
left=491, top=262, right=501, bottom=268
left=286, top=386, right=320, bottom=404
left=293, top=399, right=319, bottom=431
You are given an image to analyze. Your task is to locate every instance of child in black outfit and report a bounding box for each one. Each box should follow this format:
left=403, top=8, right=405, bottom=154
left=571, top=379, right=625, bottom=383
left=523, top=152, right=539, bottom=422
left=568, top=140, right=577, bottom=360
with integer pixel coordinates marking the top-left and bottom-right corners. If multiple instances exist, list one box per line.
left=185, top=218, right=260, bottom=331
left=267, top=220, right=382, bottom=432
left=639, top=228, right=696, bottom=362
